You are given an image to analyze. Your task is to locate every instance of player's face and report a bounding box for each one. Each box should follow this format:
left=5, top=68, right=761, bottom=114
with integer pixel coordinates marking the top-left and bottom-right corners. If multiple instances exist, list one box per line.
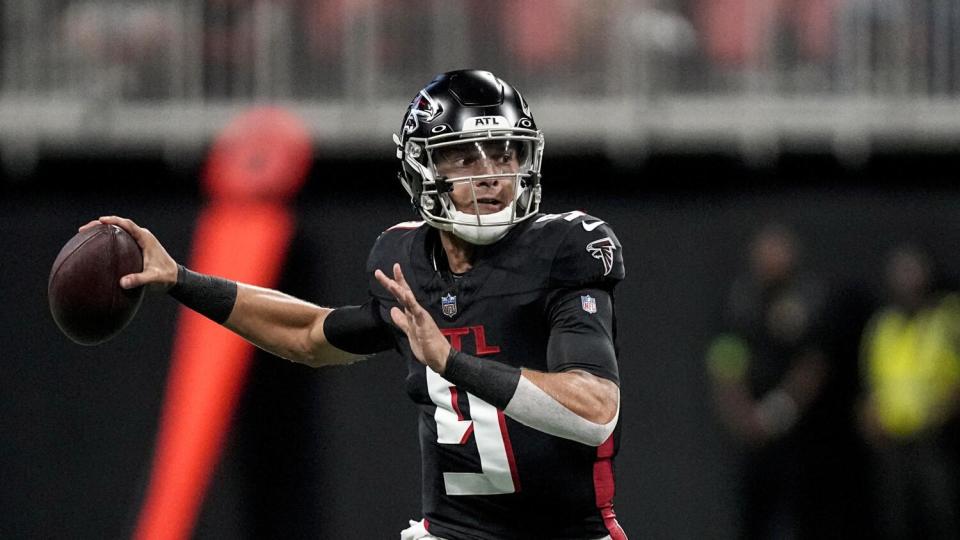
left=434, top=140, right=520, bottom=215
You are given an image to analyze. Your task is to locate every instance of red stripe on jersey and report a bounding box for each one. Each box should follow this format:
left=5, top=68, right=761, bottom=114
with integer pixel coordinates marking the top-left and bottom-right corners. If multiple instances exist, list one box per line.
left=450, top=387, right=465, bottom=420
left=460, top=421, right=475, bottom=446
left=594, top=435, right=627, bottom=539
left=497, top=410, right=522, bottom=493
left=449, top=387, right=475, bottom=445
left=601, top=507, right=627, bottom=540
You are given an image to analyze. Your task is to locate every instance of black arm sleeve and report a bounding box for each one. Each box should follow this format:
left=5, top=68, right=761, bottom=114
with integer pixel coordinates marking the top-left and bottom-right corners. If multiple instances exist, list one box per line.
left=323, top=299, right=395, bottom=355
left=545, top=288, right=620, bottom=384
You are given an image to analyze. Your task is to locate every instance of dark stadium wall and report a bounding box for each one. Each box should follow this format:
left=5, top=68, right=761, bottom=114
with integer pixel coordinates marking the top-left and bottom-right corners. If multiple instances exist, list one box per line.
left=2, top=154, right=959, bottom=539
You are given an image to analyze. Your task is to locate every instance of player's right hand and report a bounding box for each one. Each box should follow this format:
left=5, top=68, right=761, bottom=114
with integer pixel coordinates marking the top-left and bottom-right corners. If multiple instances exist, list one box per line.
left=79, top=216, right=179, bottom=291
left=375, top=263, right=452, bottom=373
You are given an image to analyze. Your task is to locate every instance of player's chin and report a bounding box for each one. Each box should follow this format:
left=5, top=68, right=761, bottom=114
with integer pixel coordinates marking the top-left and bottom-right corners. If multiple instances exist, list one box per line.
left=476, top=202, right=505, bottom=214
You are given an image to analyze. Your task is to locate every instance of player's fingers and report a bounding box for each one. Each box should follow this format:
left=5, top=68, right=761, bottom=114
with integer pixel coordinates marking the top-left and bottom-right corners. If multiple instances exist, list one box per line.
left=98, top=216, right=145, bottom=242
left=401, top=294, right=434, bottom=325
left=387, top=264, right=414, bottom=302
left=98, top=215, right=137, bottom=228
left=391, top=265, right=435, bottom=321
left=377, top=269, right=434, bottom=331
left=78, top=220, right=102, bottom=232
left=374, top=269, right=400, bottom=298
left=119, top=271, right=150, bottom=290
left=376, top=268, right=420, bottom=311
left=395, top=288, right=420, bottom=316
left=389, top=306, right=411, bottom=334
left=393, top=263, right=411, bottom=290
left=406, top=299, right=430, bottom=327
left=377, top=275, right=411, bottom=313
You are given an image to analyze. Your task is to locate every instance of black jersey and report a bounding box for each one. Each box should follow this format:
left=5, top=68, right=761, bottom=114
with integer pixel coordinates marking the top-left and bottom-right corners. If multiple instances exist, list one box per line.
left=346, top=211, right=625, bottom=540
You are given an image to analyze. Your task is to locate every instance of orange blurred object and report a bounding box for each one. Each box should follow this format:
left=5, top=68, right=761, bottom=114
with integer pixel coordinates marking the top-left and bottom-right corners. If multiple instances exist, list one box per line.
left=203, top=106, right=313, bottom=201
left=134, top=106, right=307, bottom=540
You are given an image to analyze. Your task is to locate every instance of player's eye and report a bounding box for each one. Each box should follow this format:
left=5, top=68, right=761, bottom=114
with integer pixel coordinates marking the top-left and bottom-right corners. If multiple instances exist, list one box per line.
left=437, top=149, right=468, bottom=168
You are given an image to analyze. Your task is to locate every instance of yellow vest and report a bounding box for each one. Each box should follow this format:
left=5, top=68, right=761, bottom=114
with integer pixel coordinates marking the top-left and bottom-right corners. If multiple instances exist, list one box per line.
left=863, top=294, right=960, bottom=438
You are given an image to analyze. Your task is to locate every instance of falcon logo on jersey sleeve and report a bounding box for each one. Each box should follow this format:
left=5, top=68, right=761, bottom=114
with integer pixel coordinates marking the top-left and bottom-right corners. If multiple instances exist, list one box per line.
left=586, top=237, right=617, bottom=276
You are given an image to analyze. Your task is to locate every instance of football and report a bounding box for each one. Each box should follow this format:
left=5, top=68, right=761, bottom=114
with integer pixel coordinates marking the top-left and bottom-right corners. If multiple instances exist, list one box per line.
left=48, top=223, right=145, bottom=345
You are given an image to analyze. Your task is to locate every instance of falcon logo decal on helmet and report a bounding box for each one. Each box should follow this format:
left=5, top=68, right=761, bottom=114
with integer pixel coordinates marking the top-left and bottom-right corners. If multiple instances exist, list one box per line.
left=586, top=237, right=617, bottom=276
left=403, top=91, right=443, bottom=135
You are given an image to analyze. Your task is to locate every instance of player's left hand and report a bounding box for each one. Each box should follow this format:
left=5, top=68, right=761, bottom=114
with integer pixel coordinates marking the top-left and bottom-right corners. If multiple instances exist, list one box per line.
left=375, top=263, right=451, bottom=373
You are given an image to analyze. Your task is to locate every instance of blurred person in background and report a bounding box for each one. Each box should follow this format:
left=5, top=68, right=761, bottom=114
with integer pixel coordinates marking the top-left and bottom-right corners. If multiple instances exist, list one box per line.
left=859, top=244, right=960, bottom=540
left=835, top=0, right=910, bottom=93
left=60, top=1, right=176, bottom=99
left=706, top=224, right=833, bottom=539
left=82, top=70, right=627, bottom=540
left=837, top=0, right=960, bottom=95
left=694, top=0, right=838, bottom=91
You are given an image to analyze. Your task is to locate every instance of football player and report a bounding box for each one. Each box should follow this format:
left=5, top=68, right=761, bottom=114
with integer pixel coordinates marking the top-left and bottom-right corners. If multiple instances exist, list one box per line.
left=90, top=70, right=627, bottom=540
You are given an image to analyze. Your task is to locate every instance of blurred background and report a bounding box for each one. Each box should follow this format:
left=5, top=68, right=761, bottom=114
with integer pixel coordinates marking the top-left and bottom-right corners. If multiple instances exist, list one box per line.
left=2, top=0, right=960, bottom=538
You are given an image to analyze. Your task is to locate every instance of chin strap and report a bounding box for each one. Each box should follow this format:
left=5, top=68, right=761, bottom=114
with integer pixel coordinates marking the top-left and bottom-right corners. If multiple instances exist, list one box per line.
left=449, top=221, right=513, bottom=245
left=446, top=202, right=518, bottom=245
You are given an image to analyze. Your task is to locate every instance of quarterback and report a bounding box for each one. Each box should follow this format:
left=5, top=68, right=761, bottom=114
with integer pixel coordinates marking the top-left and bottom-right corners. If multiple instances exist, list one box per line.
left=88, top=70, right=627, bottom=540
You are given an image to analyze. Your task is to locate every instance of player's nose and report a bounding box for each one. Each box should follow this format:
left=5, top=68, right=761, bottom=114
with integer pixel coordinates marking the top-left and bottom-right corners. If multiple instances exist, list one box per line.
left=474, top=176, right=499, bottom=187
left=473, top=162, right=501, bottom=185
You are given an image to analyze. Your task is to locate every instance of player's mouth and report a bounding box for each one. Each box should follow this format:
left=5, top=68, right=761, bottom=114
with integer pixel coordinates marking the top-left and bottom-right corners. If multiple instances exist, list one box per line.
left=475, top=196, right=506, bottom=213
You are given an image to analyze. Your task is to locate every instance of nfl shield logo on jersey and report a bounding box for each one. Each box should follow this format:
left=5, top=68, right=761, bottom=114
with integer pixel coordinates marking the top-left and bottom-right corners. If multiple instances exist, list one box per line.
left=581, top=294, right=597, bottom=314
left=441, top=293, right=458, bottom=318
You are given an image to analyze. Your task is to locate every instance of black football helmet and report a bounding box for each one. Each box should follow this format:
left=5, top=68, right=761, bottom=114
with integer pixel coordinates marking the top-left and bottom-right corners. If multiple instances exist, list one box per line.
left=394, top=70, right=544, bottom=244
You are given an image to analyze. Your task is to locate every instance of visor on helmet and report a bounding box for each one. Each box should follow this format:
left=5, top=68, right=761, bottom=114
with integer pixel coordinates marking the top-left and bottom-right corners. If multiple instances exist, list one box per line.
left=412, top=132, right=540, bottom=228
left=431, top=139, right=533, bottom=183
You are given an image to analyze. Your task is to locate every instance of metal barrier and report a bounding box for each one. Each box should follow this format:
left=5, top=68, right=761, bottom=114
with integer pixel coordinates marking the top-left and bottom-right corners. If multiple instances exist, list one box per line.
left=1, top=0, right=959, bottom=159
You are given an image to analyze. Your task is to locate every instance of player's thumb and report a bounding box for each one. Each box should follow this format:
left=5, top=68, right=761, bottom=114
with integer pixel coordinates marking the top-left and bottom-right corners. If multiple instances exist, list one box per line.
left=119, top=272, right=148, bottom=289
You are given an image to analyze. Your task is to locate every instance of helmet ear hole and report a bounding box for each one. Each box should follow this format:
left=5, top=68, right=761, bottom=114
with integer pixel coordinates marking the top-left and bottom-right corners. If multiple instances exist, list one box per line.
left=420, top=194, right=436, bottom=211
left=405, top=142, right=423, bottom=160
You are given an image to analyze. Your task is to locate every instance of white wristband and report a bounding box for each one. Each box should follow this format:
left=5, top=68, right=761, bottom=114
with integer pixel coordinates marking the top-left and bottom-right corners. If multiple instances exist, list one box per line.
left=503, top=376, right=619, bottom=447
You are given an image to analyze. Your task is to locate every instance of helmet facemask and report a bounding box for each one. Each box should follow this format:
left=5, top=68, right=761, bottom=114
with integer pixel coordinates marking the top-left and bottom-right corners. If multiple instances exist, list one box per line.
left=398, top=128, right=544, bottom=245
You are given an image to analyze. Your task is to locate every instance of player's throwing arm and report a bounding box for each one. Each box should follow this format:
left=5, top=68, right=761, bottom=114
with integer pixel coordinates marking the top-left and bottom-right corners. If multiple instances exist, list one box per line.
left=82, top=216, right=359, bottom=367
